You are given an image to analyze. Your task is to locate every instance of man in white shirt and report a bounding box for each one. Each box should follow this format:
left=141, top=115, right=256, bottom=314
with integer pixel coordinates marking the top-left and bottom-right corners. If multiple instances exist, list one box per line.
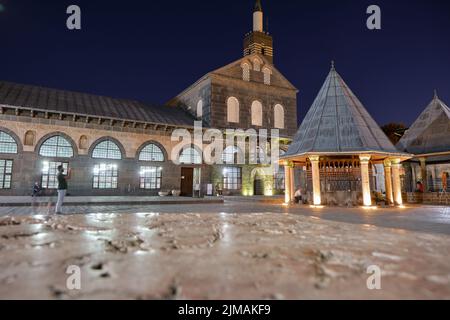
left=294, top=187, right=303, bottom=204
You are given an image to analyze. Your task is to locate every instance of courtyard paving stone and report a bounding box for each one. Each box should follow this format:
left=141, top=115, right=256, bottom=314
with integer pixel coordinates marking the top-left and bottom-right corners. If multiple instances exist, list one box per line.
left=0, top=201, right=449, bottom=299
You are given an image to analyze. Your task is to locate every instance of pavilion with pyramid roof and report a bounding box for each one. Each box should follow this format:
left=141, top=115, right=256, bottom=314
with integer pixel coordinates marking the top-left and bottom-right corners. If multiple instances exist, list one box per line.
left=281, top=63, right=411, bottom=207
left=397, top=92, right=450, bottom=194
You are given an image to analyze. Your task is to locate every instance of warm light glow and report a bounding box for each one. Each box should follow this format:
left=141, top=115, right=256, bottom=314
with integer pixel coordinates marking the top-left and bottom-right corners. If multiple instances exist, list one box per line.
left=362, top=206, right=378, bottom=210
left=313, top=194, right=321, bottom=206
left=363, top=193, right=372, bottom=207
left=310, top=205, right=324, bottom=209
left=282, top=203, right=289, bottom=207
left=398, top=205, right=407, bottom=209
left=264, top=184, right=274, bottom=196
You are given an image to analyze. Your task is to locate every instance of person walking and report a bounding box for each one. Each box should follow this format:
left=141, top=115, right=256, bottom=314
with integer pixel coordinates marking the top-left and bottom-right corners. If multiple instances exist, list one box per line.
left=55, top=165, right=70, bottom=214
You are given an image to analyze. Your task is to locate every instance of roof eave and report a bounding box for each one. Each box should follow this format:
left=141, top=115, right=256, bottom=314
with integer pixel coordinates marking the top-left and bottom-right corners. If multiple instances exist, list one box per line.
left=280, top=150, right=413, bottom=163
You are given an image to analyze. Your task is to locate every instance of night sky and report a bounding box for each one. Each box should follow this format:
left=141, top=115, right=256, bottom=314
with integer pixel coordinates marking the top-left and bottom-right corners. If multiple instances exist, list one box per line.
left=1, top=0, right=449, bottom=127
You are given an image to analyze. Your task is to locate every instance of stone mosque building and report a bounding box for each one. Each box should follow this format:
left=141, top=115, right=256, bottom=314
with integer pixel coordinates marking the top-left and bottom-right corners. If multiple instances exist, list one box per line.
left=0, top=1, right=297, bottom=197
left=1, top=1, right=448, bottom=205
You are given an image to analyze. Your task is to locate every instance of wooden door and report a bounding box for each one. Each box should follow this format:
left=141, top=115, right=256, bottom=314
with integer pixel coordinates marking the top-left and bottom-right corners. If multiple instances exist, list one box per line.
left=180, top=168, right=194, bottom=197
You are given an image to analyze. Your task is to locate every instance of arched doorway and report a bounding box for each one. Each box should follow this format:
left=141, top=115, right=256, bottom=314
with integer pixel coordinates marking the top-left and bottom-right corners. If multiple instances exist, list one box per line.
left=254, top=172, right=264, bottom=196
left=251, top=167, right=272, bottom=196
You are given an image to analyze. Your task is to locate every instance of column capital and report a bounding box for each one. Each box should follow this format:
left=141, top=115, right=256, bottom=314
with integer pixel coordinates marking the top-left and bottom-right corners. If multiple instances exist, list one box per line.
left=359, top=155, right=371, bottom=163
left=419, top=157, right=427, bottom=165
left=283, top=161, right=295, bottom=168
left=383, top=158, right=392, bottom=167
left=391, top=158, right=402, bottom=166
left=309, top=155, right=320, bottom=162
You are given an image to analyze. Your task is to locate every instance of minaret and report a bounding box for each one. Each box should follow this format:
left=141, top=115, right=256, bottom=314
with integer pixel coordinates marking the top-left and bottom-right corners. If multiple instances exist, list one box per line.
left=253, top=0, right=263, bottom=32
left=244, top=0, right=274, bottom=63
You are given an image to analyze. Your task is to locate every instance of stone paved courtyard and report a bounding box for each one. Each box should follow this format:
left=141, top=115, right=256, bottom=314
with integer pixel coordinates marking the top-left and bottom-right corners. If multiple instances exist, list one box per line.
left=0, top=200, right=450, bottom=299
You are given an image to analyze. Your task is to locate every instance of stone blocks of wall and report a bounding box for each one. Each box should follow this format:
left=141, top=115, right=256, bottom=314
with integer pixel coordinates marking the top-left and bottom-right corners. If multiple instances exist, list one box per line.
left=209, top=77, right=297, bottom=138
left=406, top=192, right=450, bottom=205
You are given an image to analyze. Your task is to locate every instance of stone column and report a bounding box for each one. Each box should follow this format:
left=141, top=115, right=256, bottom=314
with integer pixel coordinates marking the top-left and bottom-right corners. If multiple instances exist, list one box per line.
left=309, top=156, right=321, bottom=206
left=284, top=165, right=291, bottom=204
left=384, top=159, right=394, bottom=205
left=289, top=166, right=295, bottom=203
left=392, top=159, right=403, bottom=206
left=360, top=155, right=372, bottom=206
left=420, top=157, right=427, bottom=192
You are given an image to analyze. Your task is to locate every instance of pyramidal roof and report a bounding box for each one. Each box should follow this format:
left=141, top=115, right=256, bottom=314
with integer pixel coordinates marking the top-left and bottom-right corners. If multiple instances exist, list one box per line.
left=397, top=93, right=450, bottom=155
left=285, top=65, right=402, bottom=158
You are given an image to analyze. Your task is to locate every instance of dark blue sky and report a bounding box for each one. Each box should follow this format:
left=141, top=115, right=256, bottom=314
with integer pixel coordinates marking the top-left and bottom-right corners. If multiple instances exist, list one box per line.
left=1, top=0, right=449, bottom=126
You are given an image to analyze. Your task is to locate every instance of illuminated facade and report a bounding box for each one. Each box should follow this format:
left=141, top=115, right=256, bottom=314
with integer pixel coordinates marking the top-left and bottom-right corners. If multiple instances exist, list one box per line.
left=0, top=1, right=297, bottom=197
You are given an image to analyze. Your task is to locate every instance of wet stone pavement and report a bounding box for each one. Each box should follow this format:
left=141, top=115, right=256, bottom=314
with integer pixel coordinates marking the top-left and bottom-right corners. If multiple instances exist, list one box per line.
left=0, top=201, right=450, bottom=299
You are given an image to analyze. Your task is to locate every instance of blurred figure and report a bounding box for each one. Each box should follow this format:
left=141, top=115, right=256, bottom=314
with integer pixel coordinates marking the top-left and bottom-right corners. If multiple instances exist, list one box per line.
left=32, top=182, right=42, bottom=197
left=442, top=172, right=448, bottom=192
left=294, top=187, right=303, bottom=204
left=55, top=165, right=71, bottom=214
left=416, top=181, right=424, bottom=193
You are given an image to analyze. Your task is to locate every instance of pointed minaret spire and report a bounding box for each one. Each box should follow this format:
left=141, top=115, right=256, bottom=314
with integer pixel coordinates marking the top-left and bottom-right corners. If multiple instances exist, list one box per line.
left=253, top=0, right=264, bottom=32
left=331, top=60, right=335, bottom=71
left=254, top=0, right=263, bottom=12
left=434, top=89, right=439, bottom=100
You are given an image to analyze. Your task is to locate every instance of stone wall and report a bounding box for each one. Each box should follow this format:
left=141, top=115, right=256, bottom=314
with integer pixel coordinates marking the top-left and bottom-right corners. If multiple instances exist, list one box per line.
left=167, top=77, right=212, bottom=126
left=210, top=75, right=297, bottom=137
left=0, top=116, right=211, bottom=196
left=406, top=192, right=450, bottom=205
left=0, top=116, right=282, bottom=197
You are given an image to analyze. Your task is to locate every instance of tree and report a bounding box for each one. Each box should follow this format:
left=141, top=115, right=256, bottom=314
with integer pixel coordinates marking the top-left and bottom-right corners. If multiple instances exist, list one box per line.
left=381, top=123, right=407, bottom=145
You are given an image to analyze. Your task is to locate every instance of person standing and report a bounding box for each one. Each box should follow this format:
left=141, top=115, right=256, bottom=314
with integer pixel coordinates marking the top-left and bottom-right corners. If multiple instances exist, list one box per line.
left=55, top=165, right=70, bottom=214
left=442, top=172, right=448, bottom=192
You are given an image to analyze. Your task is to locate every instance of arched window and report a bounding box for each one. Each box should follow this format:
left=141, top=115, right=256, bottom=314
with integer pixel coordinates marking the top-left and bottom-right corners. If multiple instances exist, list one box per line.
left=227, top=97, right=240, bottom=123
left=79, top=135, right=88, bottom=150
left=39, top=135, right=73, bottom=158
left=0, top=131, right=18, bottom=154
left=139, top=143, right=165, bottom=162
left=274, top=104, right=285, bottom=129
left=179, top=147, right=202, bottom=165
left=257, top=146, right=267, bottom=164
left=196, top=99, right=203, bottom=118
left=251, top=101, right=263, bottom=126
left=92, top=140, right=122, bottom=160
left=222, top=146, right=243, bottom=164
left=253, top=58, right=262, bottom=72
left=274, top=166, right=285, bottom=190
left=242, top=63, right=250, bottom=82
left=24, top=131, right=36, bottom=146
left=263, top=67, right=271, bottom=85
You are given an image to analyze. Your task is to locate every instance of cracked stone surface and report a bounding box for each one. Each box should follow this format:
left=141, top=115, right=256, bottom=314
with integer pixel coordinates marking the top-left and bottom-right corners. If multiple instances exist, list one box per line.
left=1, top=206, right=450, bottom=300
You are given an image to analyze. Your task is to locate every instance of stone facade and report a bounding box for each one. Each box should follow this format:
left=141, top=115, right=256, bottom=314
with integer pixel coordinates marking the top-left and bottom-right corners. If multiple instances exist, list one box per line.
left=166, top=53, right=298, bottom=198
left=0, top=115, right=213, bottom=196
left=169, top=54, right=298, bottom=138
